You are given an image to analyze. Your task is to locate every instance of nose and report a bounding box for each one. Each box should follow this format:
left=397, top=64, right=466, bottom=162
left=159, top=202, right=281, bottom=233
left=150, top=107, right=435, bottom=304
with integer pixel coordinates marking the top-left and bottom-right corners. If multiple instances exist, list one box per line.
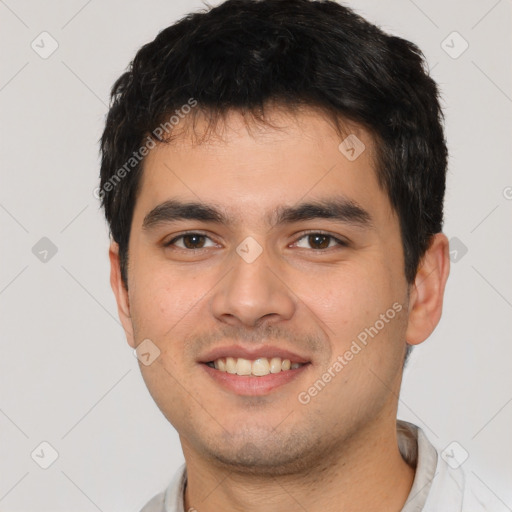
left=210, top=241, right=296, bottom=328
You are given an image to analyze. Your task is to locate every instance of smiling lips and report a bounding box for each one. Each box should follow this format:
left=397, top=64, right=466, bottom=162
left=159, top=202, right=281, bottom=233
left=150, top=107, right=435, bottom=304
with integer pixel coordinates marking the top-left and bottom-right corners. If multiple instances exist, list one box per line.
left=199, top=346, right=311, bottom=394
left=207, top=356, right=304, bottom=376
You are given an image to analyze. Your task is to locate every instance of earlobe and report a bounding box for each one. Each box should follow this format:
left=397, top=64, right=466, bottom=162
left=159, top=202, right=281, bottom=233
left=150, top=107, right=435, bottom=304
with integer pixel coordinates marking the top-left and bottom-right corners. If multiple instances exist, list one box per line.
left=405, top=233, right=450, bottom=346
left=109, top=242, right=136, bottom=348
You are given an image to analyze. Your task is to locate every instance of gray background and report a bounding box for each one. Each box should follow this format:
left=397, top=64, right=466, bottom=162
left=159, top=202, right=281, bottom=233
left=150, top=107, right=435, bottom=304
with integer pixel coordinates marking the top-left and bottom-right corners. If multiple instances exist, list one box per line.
left=1, top=0, right=511, bottom=510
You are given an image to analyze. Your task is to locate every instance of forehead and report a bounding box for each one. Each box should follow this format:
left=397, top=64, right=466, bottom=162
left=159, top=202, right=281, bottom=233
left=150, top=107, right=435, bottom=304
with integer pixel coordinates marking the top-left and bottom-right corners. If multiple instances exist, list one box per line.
left=133, top=106, right=394, bottom=228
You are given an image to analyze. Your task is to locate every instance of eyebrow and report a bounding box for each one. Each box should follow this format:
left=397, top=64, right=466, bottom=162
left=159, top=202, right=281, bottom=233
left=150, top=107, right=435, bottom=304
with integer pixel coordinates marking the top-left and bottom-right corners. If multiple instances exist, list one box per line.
left=142, top=197, right=374, bottom=231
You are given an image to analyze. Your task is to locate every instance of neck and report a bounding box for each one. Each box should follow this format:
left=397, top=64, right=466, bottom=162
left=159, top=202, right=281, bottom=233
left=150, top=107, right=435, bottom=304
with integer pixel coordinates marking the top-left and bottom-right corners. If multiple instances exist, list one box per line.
left=182, top=420, right=415, bottom=512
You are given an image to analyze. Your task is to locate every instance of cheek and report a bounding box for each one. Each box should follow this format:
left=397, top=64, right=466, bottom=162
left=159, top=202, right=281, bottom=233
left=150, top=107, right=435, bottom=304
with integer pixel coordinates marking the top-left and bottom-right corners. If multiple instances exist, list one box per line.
left=128, top=265, right=207, bottom=341
left=294, top=264, right=388, bottom=334
left=292, top=259, right=406, bottom=371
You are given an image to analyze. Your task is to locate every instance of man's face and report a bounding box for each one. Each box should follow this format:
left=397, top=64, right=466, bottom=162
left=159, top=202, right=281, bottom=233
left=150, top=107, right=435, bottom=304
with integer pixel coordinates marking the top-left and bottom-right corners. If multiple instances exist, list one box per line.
left=117, top=107, right=412, bottom=473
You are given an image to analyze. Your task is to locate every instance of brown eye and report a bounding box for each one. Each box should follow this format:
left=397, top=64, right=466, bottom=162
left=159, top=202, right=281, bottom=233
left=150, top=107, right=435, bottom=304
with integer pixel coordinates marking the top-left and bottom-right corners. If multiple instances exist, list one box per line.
left=182, top=234, right=206, bottom=249
left=166, top=233, right=215, bottom=249
left=294, top=233, right=347, bottom=250
left=308, top=234, right=330, bottom=249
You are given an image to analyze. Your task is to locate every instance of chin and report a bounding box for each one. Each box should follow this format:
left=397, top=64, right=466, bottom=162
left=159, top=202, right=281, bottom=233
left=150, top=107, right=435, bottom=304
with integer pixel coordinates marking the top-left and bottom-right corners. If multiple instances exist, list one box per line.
left=199, top=430, right=327, bottom=476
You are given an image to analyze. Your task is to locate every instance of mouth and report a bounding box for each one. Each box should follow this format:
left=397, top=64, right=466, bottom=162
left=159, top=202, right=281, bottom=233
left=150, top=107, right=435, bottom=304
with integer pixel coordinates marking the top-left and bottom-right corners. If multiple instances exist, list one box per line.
left=204, top=356, right=306, bottom=377
left=199, top=348, right=312, bottom=396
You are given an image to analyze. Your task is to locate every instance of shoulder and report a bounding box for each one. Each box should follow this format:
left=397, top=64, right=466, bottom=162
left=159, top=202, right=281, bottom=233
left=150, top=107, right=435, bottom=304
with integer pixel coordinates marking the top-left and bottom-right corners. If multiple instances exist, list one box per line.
left=416, top=428, right=506, bottom=511
left=139, top=491, right=166, bottom=512
left=139, top=464, right=187, bottom=512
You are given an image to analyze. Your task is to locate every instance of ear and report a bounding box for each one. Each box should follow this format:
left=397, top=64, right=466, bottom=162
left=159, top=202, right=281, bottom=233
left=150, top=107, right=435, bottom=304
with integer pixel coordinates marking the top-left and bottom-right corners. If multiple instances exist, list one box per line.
left=109, top=241, right=136, bottom=348
left=405, top=233, right=450, bottom=345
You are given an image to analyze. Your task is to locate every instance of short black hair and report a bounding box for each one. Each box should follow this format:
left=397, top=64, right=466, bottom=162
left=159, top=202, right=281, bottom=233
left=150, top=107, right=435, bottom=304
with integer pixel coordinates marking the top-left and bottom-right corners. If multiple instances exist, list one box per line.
left=99, top=0, right=447, bottom=288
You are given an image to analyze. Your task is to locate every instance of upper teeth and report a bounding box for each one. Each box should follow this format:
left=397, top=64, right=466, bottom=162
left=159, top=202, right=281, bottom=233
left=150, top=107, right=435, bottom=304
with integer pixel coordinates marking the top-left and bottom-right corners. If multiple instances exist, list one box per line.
left=211, top=357, right=304, bottom=376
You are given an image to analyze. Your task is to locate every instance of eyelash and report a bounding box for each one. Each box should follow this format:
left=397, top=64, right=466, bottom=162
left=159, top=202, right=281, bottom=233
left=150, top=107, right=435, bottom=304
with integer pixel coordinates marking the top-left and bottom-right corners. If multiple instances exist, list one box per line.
left=164, top=230, right=348, bottom=251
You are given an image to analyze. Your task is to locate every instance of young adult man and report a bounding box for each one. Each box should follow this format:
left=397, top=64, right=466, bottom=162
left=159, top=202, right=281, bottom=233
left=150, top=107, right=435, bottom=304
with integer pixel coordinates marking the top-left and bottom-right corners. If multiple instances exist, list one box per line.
left=99, top=1, right=496, bottom=510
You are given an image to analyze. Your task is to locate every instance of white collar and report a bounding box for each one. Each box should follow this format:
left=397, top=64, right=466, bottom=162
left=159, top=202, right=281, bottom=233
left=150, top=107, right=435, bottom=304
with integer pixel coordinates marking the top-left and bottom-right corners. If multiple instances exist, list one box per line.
left=141, top=419, right=487, bottom=512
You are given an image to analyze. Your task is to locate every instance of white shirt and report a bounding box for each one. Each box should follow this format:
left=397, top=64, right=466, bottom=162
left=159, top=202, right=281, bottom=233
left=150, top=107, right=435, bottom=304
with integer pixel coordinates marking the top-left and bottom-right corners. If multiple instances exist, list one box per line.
left=140, top=420, right=501, bottom=511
